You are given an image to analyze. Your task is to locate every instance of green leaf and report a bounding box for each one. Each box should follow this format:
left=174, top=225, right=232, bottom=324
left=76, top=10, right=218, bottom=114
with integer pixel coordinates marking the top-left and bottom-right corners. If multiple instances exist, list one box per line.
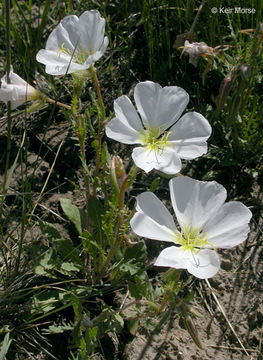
left=149, top=177, right=160, bottom=192
left=43, top=323, right=72, bottom=334
left=111, top=313, right=124, bottom=333
left=118, top=242, right=147, bottom=277
left=81, top=230, right=105, bottom=259
left=88, top=197, right=103, bottom=226
left=127, top=319, right=139, bottom=335
left=37, top=0, right=51, bottom=43
left=101, top=142, right=111, bottom=168
left=60, top=198, right=82, bottom=235
left=31, top=291, right=60, bottom=314
left=128, top=281, right=141, bottom=300
left=54, top=238, right=82, bottom=265
left=60, top=262, right=81, bottom=273
left=86, top=326, right=98, bottom=347
left=39, top=221, right=61, bottom=241
left=128, top=275, right=153, bottom=301
left=34, top=249, right=57, bottom=277
left=120, top=262, right=141, bottom=276
left=0, top=332, right=12, bottom=360
left=124, top=241, right=147, bottom=263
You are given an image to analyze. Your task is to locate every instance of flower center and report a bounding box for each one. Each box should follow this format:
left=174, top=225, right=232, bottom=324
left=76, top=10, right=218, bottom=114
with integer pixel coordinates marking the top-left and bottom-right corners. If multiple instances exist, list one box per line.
left=140, top=127, right=170, bottom=154
left=57, top=42, right=91, bottom=65
left=174, top=225, right=214, bottom=254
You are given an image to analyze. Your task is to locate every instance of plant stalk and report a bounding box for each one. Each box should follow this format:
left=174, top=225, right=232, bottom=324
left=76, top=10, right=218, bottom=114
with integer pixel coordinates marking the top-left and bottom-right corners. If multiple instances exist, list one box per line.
left=46, top=97, right=71, bottom=110
left=90, top=66, right=106, bottom=178
left=0, top=0, right=12, bottom=220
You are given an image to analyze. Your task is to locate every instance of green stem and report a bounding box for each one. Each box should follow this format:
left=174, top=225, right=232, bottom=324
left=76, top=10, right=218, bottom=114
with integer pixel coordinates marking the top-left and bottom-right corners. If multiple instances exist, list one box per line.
left=70, top=76, right=93, bottom=279
left=189, top=0, right=206, bottom=36
left=0, top=0, right=12, bottom=220
left=5, top=0, right=11, bottom=77
left=97, top=165, right=138, bottom=281
left=118, top=175, right=129, bottom=213
left=14, top=195, right=26, bottom=276
left=93, top=71, right=105, bottom=112
left=75, top=113, right=93, bottom=280
left=90, top=66, right=106, bottom=178
left=78, top=118, right=91, bottom=234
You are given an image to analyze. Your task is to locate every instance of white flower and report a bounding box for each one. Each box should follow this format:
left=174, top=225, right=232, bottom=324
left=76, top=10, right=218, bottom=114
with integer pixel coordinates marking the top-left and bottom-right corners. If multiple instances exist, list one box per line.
left=0, top=69, right=39, bottom=110
left=130, top=176, right=252, bottom=279
left=106, top=81, right=211, bottom=174
left=36, top=10, right=109, bottom=75
left=183, top=40, right=213, bottom=67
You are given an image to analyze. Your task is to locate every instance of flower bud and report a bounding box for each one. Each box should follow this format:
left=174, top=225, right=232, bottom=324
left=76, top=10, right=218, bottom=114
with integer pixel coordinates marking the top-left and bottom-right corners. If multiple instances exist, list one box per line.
left=183, top=315, right=203, bottom=349
left=240, top=63, right=251, bottom=79
left=0, top=68, right=39, bottom=109
left=216, top=74, right=232, bottom=112
left=111, top=155, right=126, bottom=189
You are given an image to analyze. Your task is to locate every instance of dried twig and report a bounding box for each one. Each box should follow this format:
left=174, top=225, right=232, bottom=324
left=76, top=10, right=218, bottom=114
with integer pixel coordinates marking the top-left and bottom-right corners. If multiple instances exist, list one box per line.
left=205, top=279, right=249, bottom=356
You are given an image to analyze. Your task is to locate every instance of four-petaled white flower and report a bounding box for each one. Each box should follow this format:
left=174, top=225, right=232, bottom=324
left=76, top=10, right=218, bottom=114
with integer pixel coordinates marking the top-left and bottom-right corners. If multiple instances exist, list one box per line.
left=36, top=10, right=109, bottom=75
left=130, top=176, right=252, bottom=279
left=0, top=69, right=39, bottom=110
left=106, top=81, right=212, bottom=174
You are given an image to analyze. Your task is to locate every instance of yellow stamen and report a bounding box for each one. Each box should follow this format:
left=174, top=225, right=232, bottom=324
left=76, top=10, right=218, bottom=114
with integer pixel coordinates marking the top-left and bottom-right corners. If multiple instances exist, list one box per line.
left=57, top=42, right=71, bottom=58
left=140, top=126, right=170, bottom=154
left=174, top=225, right=216, bottom=254
left=56, top=43, right=90, bottom=65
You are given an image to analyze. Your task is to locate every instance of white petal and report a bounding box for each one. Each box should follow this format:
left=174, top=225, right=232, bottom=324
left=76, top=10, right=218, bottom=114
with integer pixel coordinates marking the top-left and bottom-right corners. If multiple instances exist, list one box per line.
left=169, top=176, right=227, bottom=230
left=36, top=49, right=71, bottom=66
left=169, top=141, right=208, bottom=160
left=186, top=248, right=220, bottom=278
left=204, top=201, right=252, bottom=248
left=168, top=112, right=212, bottom=159
left=135, top=192, right=176, bottom=229
left=131, top=147, right=157, bottom=173
left=155, top=246, right=220, bottom=279
left=152, top=147, right=182, bottom=174
left=0, top=86, right=25, bottom=109
left=154, top=246, right=190, bottom=268
left=114, top=95, right=143, bottom=132
left=78, top=10, right=107, bottom=53
left=8, top=70, right=28, bottom=86
left=132, top=147, right=161, bottom=173
left=105, top=117, right=142, bottom=144
left=46, top=15, right=80, bottom=52
left=132, top=147, right=182, bottom=174
left=130, top=212, right=175, bottom=242
left=134, top=81, right=189, bottom=131
left=14, top=84, right=36, bottom=100
left=10, top=100, right=25, bottom=110
left=0, top=85, right=18, bottom=101
left=0, top=80, right=37, bottom=109
left=85, top=36, right=109, bottom=64
left=169, top=112, right=211, bottom=140
left=99, top=36, right=109, bottom=55
left=36, top=50, right=87, bottom=75
left=1, top=69, right=27, bottom=87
